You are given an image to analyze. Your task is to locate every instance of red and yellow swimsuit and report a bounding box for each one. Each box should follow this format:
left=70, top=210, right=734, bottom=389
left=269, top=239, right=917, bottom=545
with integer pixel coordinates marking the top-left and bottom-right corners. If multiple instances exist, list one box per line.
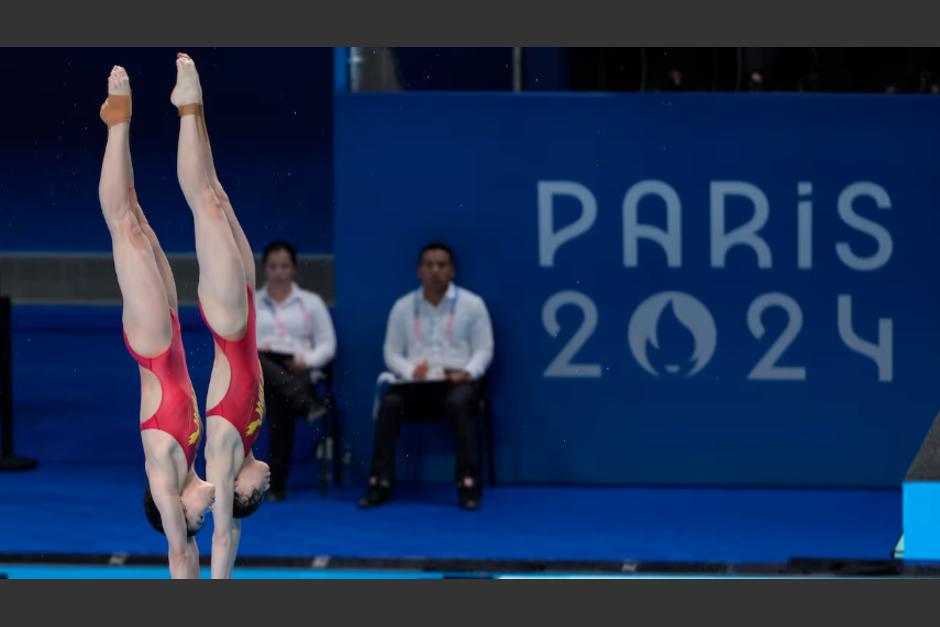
left=200, top=285, right=265, bottom=454
left=124, top=309, right=202, bottom=468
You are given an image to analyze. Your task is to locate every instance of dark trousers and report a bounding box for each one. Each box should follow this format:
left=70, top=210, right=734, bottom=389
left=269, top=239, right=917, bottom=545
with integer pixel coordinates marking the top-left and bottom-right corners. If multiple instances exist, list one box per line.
left=260, top=352, right=315, bottom=494
left=369, top=380, right=482, bottom=487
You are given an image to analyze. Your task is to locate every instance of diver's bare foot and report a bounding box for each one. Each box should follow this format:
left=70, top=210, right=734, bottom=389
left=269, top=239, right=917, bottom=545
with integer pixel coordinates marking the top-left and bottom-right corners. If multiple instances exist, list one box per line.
left=99, top=65, right=131, bottom=127
left=170, top=52, right=203, bottom=111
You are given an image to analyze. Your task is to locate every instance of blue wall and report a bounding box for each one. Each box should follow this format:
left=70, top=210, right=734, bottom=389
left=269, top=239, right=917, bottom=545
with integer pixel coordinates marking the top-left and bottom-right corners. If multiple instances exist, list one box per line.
left=0, top=48, right=334, bottom=253
left=334, top=92, right=940, bottom=487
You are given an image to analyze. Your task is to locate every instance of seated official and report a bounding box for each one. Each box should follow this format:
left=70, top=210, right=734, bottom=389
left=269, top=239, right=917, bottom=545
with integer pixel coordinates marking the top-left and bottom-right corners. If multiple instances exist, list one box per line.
left=359, top=242, right=494, bottom=511
left=255, top=240, right=336, bottom=502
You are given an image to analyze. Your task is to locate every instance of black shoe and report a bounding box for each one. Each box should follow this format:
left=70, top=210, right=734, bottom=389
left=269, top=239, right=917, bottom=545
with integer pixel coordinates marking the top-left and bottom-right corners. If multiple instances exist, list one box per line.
left=266, top=489, right=286, bottom=503
left=458, top=485, right=481, bottom=511
left=358, top=485, right=392, bottom=509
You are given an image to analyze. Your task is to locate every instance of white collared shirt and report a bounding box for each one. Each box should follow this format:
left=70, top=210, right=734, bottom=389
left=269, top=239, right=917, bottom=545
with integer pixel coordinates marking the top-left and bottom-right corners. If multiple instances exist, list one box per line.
left=255, top=282, right=336, bottom=369
left=383, top=282, right=494, bottom=380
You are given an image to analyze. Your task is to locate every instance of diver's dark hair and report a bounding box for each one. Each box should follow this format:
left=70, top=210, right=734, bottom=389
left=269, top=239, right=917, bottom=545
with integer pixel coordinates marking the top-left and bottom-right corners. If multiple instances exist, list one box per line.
left=232, top=488, right=264, bottom=519
left=143, top=489, right=200, bottom=537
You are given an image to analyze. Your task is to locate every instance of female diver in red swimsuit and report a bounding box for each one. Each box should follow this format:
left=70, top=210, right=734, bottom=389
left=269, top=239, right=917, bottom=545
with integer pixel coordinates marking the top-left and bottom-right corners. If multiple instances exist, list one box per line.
left=99, top=65, right=215, bottom=579
left=172, top=52, right=270, bottom=579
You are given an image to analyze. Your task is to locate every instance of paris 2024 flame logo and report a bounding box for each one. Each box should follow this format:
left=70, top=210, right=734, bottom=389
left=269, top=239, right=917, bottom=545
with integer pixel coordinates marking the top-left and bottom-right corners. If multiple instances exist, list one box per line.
left=627, top=292, right=717, bottom=377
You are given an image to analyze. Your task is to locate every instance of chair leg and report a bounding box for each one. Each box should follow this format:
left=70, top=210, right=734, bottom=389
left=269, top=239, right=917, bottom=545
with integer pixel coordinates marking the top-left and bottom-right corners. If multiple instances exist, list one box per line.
left=480, top=404, right=496, bottom=487
left=486, top=413, right=496, bottom=487
left=332, top=406, right=343, bottom=488
left=321, top=399, right=335, bottom=494
left=320, top=436, right=331, bottom=494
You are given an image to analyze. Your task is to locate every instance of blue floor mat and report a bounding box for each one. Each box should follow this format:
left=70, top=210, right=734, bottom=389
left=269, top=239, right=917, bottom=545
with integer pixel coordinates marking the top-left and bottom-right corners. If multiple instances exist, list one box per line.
left=0, top=462, right=902, bottom=565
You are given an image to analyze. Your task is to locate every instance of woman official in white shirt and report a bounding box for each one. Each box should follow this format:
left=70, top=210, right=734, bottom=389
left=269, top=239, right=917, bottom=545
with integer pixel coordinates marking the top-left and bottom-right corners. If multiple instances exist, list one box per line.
left=255, top=241, right=336, bottom=502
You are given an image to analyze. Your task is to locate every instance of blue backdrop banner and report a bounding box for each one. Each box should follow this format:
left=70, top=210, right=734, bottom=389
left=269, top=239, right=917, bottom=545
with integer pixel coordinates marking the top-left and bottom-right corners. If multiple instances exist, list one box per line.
left=333, top=92, right=940, bottom=487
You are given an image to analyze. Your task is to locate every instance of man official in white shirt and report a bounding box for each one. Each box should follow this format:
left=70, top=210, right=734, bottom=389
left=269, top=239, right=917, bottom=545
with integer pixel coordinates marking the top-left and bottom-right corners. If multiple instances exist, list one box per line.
left=359, top=242, right=494, bottom=510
